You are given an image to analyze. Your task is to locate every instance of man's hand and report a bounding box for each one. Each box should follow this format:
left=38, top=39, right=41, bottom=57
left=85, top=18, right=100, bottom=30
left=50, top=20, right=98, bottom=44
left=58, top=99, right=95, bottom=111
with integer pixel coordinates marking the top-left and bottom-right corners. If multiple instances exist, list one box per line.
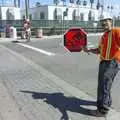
left=82, top=46, right=100, bottom=55
left=82, top=46, right=90, bottom=55
left=88, top=48, right=100, bottom=54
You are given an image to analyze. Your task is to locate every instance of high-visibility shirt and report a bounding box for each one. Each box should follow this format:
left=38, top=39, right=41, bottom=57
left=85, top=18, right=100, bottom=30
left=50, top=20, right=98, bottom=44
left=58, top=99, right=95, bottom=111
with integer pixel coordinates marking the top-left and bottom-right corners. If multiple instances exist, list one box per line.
left=99, top=28, right=120, bottom=61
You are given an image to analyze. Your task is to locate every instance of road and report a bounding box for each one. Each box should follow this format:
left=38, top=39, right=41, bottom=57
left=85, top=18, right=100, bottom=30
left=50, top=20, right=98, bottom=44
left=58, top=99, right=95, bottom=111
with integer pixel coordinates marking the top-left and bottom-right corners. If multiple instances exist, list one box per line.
left=0, top=36, right=120, bottom=120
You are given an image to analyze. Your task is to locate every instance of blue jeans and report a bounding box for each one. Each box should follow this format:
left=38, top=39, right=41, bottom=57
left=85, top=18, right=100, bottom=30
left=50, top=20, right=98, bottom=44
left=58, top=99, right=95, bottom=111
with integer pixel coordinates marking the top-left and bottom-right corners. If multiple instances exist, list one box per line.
left=97, top=59, right=118, bottom=112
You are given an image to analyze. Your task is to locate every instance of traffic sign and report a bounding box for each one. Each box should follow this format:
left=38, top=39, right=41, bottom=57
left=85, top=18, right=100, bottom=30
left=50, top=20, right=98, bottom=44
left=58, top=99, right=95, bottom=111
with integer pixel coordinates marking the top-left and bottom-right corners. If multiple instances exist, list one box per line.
left=64, top=28, right=87, bottom=52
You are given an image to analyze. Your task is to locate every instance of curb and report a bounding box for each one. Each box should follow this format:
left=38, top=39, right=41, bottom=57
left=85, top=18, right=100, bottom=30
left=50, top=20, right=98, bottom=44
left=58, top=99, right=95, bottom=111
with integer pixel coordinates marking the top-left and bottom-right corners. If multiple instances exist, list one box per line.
left=0, top=33, right=103, bottom=42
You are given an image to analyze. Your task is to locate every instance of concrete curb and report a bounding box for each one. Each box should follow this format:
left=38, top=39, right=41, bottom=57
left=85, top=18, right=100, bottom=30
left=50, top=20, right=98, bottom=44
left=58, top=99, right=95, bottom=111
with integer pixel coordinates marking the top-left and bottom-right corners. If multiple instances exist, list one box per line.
left=0, top=33, right=103, bottom=42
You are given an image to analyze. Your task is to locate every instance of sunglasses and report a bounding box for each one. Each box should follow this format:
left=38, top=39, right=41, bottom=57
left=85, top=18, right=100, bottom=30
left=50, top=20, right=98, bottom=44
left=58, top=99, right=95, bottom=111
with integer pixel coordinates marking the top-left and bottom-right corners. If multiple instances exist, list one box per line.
left=102, top=23, right=106, bottom=27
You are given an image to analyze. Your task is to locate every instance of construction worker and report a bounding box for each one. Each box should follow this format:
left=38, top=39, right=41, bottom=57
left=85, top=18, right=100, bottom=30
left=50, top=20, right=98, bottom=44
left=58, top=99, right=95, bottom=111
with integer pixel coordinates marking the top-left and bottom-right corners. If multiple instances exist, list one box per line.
left=83, top=15, right=120, bottom=116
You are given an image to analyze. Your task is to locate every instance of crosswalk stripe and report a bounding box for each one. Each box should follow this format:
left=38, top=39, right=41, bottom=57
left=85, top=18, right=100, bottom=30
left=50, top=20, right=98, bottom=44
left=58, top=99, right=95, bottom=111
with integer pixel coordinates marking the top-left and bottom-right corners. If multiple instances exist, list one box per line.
left=18, top=43, right=55, bottom=56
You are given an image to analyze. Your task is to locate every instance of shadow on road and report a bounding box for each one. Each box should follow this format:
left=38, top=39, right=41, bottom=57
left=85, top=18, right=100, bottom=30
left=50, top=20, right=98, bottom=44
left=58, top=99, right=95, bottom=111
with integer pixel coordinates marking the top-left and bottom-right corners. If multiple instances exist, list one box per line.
left=11, top=38, right=30, bottom=43
left=20, top=90, right=98, bottom=120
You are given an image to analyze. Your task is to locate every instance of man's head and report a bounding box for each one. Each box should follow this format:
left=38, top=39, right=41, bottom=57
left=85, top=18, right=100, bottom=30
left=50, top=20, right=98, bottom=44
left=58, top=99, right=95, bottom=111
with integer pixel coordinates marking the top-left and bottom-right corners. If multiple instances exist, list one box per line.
left=102, top=18, right=113, bottom=32
left=100, top=16, right=113, bottom=32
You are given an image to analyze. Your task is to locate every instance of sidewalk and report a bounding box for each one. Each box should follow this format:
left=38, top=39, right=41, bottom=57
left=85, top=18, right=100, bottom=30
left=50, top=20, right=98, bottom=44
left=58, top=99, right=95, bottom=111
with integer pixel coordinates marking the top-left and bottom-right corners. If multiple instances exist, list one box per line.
left=0, top=40, right=119, bottom=120
left=0, top=35, right=63, bottom=42
left=0, top=33, right=103, bottom=42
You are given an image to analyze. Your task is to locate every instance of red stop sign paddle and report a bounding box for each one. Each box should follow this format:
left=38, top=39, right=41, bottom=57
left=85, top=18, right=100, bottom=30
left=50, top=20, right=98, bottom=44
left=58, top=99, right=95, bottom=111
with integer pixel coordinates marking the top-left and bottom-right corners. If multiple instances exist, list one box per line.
left=64, top=28, right=87, bottom=52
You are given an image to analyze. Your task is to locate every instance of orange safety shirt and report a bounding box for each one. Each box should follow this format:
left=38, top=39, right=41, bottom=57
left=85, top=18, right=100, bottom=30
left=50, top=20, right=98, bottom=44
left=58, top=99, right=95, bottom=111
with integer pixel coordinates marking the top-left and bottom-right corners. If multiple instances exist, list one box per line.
left=99, top=28, right=120, bottom=62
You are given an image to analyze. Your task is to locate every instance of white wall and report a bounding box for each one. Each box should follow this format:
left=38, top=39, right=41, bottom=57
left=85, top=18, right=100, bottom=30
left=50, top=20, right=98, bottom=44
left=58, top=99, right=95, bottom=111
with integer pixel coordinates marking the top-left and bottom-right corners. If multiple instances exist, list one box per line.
left=47, top=5, right=99, bottom=21
left=21, top=6, right=48, bottom=20
left=21, top=5, right=99, bottom=21
left=48, top=6, right=68, bottom=20
left=0, top=7, right=20, bottom=20
left=35, top=6, right=48, bottom=20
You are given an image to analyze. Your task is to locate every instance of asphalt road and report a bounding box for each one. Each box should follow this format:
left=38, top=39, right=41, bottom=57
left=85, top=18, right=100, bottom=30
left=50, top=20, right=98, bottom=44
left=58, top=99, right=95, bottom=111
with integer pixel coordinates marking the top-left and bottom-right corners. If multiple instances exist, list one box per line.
left=1, top=35, right=120, bottom=113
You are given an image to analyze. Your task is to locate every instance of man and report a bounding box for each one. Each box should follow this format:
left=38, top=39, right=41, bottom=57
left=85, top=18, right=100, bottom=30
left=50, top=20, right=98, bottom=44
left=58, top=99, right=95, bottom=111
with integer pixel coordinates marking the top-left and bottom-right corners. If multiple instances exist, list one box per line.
left=83, top=16, right=120, bottom=116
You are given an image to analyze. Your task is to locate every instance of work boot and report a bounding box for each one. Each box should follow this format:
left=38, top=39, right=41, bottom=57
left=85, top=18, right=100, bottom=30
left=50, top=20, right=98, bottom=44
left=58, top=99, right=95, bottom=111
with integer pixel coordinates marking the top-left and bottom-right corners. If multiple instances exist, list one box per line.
left=89, top=109, right=108, bottom=117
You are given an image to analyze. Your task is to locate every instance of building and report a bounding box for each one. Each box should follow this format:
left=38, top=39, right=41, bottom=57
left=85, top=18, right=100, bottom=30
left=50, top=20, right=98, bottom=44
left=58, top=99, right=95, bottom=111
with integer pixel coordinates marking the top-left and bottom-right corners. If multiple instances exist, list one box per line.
left=0, top=0, right=21, bottom=20
left=0, top=6, right=20, bottom=20
left=21, top=3, right=99, bottom=21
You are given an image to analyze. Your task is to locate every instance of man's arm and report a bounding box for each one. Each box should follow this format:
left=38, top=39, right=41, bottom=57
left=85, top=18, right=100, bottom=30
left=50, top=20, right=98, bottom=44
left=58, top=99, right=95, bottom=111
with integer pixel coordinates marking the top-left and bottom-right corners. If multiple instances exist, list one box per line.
left=88, top=48, right=100, bottom=54
left=82, top=47, right=100, bottom=54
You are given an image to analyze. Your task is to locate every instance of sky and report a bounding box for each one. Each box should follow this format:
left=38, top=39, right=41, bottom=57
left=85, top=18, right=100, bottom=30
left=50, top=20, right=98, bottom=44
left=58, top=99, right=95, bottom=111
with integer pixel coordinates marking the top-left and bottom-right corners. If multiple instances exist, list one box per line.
left=0, top=0, right=119, bottom=15
left=20, top=0, right=120, bottom=8
left=19, top=0, right=120, bottom=16
left=0, top=0, right=119, bottom=8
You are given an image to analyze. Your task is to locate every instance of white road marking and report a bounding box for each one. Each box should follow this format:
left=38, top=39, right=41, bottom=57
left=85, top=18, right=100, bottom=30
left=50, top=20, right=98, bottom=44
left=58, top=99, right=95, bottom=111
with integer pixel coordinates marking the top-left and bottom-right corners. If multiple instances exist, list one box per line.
left=88, top=44, right=95, bottom=48
left=18, top=43, right=55, bottom=56
left=62, top=42, right=96, bottom=50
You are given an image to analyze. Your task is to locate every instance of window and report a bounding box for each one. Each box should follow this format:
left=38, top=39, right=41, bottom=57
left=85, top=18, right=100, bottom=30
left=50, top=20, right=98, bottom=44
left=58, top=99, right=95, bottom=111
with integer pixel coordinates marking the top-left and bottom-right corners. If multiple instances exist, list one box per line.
left=80, top=13, right=84, bottom=21
left=40, top=12, right=45, bottom=19
left=54, top=8, right=62, bottom=20
left=6, top=9, right=15, bottom=20
left=88, top=11, right=95, bottom=21
left=72, top=10, right=79, bottom=20
left=29, top=14, right=32, bottom=20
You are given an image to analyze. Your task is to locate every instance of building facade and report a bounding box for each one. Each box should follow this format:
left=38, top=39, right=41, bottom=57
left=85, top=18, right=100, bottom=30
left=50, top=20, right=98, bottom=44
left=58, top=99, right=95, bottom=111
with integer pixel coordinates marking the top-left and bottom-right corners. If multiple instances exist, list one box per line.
left=0, top=6, right=21, bottom=20
left=21, top=4, right=99, bottom=21
left=0, top=0, right=21, bottom=20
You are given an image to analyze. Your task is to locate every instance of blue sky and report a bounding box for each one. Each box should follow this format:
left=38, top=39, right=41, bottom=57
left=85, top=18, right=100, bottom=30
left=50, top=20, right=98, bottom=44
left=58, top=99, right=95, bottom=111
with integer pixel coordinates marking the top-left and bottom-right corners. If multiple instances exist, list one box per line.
left=1, top=0, right=119, bottom=15
left=20, top=0, right=120, bottom=15
left=20, top=0, right=120, bottom=8
left=0, top=0, right=119, bottom=8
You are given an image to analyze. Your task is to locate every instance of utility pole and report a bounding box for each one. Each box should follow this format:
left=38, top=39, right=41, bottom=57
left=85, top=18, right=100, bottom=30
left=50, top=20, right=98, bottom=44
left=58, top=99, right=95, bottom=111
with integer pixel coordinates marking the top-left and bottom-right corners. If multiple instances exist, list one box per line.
left=96, top=0, right=100, bottom=9
left=25, top=0, right=29, bottom=19
left=97, top=0, right=104, bottom=19
left=1, top=0, right=4, bottom=6
left=18, top=0, right=20, bottom=8
left=90, top=0, right=94, bottom=9
left=14, top=0, right=16, bottom=7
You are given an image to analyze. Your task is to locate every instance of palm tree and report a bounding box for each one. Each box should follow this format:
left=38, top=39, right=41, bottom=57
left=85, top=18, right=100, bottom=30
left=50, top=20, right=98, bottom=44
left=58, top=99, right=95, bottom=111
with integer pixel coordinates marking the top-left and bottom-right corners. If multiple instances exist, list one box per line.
left=69, top=0, right=74, bottom=3
left=14, top=0, right=16, bottom=7
left=1, top=0, right=4, bottom=6
left=61, top=0, right=66, bottom=5
left=76, top=0, right=81, bottom=5
left=36, top=2, right=41, bottom=7
left=90, top=0, right=94, bottom=9
left=54, top=0, right=59, bottom=5
left=96, top=0, right=100, bottom=10
left=18, top=0, right=20, bottom=7
left=83, top=0, right=87, bottom=6
left=107, top=5, right=110, bottom=11
left=111, top=6, right=113, bottom=12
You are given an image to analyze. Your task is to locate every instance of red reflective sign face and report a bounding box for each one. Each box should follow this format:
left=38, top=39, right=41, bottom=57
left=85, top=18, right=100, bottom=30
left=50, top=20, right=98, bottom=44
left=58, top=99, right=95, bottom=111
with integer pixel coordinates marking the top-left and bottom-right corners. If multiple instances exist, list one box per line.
left=64, top=28, right=87, bottom=52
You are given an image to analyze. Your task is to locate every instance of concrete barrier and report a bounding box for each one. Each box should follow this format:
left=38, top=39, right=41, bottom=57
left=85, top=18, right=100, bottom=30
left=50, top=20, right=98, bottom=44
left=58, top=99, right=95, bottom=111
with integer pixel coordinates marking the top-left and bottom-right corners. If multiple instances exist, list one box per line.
left=10, top=27, right=17, bottom=39
left=36, top=28, right=43, bottom=38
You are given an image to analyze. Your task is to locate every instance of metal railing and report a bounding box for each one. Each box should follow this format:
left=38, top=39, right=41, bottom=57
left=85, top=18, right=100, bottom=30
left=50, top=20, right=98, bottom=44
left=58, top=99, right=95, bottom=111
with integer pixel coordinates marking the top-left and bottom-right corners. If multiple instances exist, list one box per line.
left=1, top=19, right=120, bottom=28
left=0, top=19, right=120, bottom=36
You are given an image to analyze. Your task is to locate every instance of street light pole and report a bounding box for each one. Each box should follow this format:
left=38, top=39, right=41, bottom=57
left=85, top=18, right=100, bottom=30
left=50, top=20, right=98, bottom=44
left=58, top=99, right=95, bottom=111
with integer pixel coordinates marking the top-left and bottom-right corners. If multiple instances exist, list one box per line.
left=1, top=0, right=4, bottom=6
left=25, top=0, right=29, bottom=19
